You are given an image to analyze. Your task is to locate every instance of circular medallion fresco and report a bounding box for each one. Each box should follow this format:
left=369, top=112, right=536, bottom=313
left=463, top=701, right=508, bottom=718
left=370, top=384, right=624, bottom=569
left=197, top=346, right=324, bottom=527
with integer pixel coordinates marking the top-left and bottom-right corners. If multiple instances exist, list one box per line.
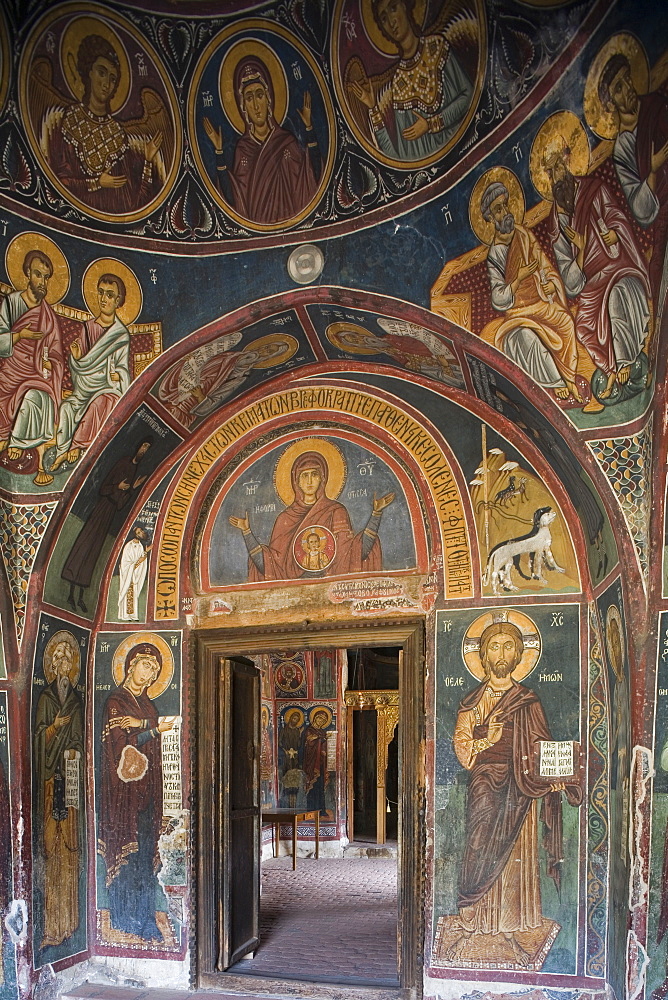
left=188, top=19, right=336, bottom=232
left=19, top=2, right=182, bottom=224
left=332, top=0, right=486, bottom=171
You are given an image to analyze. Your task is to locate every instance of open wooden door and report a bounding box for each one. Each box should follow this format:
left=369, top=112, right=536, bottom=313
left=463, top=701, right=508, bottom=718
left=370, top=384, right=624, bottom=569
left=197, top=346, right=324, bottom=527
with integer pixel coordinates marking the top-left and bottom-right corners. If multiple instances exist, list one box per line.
left=218, top=655, right=261, bottom=969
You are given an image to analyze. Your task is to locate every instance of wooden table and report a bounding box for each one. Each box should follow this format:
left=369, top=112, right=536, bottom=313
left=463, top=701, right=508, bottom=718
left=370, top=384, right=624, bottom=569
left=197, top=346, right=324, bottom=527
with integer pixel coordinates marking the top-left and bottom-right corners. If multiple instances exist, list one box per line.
left=262, top=808, right=320, bottom=870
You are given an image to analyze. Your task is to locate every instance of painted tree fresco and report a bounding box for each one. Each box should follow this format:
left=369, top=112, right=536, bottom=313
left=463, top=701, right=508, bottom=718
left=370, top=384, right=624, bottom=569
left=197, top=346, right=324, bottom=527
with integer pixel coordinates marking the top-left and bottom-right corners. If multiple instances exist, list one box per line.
left=433, top=606, right=583, bottom=974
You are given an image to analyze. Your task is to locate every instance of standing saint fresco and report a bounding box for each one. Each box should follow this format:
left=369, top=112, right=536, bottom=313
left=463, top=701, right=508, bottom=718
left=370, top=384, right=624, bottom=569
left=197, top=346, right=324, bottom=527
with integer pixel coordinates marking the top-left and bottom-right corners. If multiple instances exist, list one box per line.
left=228, top=439, right=395, bottom=583
left=98, top=636, right=174, bottom=943
left=52, top=259, right=140, bottom=473
left=189, top=27, right=334, bottom=230
left=0, top=233, right=69, bottom=485
left=20, top=6, right=180, bottom=223
left=117, top=526, right=152, bottom=622
left=33, top=631, right=84, bottom=950
left=301, top=708, right=334, bottom=816
left=279, top=708, right=304, bottom=807
left=440, top=611, right=582, bottom=970
left=338, top=0, right=483, bottom=168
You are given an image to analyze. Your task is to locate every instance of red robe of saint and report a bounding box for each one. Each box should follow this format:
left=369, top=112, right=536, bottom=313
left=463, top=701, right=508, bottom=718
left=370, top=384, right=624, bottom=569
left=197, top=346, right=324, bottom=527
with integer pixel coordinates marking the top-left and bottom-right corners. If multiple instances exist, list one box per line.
left=0, top=296, right=63, bottom=440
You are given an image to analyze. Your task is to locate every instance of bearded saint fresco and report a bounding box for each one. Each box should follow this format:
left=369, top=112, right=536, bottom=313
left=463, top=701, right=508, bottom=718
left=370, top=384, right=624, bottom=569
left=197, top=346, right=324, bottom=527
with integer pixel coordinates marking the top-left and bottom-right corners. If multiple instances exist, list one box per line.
left=228, top=448, right=395, bottom=583
left=434, top=610, right=583, bottom=972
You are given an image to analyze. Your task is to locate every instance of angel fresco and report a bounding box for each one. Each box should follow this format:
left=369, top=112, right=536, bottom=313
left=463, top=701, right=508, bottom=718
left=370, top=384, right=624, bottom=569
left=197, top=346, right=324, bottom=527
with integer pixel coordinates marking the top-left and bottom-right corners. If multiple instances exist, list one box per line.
left=189, top=26, right=334, bottom=230
left=335, top=0, right=484, bottom=169
left=20, top=7, right=180, bottom=223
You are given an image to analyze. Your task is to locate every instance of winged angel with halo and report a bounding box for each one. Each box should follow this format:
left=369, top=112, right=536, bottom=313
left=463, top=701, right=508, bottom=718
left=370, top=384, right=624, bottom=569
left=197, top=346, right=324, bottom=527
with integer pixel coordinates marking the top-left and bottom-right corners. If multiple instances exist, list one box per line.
left=344, top=0, right=480, bottom=166
left=27, top=26, right=175, bottom=218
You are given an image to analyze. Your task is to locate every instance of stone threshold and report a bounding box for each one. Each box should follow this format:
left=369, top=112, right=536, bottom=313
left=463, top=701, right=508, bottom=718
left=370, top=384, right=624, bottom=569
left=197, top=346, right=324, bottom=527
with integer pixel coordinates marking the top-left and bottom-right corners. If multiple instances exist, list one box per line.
left=64, top=975, right=402, bottom=1000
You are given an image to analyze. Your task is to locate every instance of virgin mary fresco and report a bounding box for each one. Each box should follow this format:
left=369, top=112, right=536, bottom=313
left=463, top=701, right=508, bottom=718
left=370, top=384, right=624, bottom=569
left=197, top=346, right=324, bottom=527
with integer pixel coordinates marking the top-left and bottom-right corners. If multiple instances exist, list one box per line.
left=228, top=445, right=395, bottom=582
left=21, top=9, right=179, bottom=222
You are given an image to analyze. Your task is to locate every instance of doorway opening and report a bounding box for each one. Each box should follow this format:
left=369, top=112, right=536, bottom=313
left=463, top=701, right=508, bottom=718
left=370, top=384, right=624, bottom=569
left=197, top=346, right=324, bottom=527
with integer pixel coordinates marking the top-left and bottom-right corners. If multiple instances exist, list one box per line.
left=194, top=620, right=424, bottom=996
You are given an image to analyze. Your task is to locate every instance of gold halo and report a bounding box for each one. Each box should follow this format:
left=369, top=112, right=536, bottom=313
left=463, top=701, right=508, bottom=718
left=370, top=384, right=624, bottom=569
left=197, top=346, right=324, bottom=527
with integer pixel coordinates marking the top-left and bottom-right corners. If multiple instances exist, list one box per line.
left=282, top=706, right=305, bottom=728
left=361, top=0, right=427, bottom=57
left=111, top=631, right=175, bottom=700
left=61, top=15, right=131, bottom=114
left=530, top=111, right=590, bottom=201
left=584, top=33, right=649, bottom=140
left=82, top=258, right=142, bottom=326
left=309, top=705, right=333, bottom=727
left=219, top=38, right=288, bottom=135
left=5, top=232, right=70, bottom=304
left=242, top=333, right=299, bottom=369
left=261, top=704, right=270, bottom=726
left=326, top=321, right=382, bottom=355
left=43, top=630, right=81, bottom=686
left=462, top=609, right=542, bottom=682
left=273, top=438, right=347, bottom=507
left=605, top=604, right=624, bottom=679
left=469, top=166, right=525, bottom=246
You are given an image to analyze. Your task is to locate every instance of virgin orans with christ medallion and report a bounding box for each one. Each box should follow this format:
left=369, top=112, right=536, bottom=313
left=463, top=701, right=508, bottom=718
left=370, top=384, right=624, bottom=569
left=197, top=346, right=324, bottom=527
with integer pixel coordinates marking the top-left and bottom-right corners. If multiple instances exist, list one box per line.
left=333, top=0, right=485, bottom=170
left=211, top=437, right=416, bottom=587
left=19, top=4, right=181, bottom=224
left=188, top=21, right=335, bottom=231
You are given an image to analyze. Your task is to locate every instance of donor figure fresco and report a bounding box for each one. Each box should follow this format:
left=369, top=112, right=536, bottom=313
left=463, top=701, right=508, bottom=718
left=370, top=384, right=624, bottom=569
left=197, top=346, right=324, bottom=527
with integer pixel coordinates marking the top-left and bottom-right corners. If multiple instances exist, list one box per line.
left=189, top=24, right=334, bottom=230
left=228, top=440, right=395, bottom=582
left=433, top=607, right=583, bottom=973
left=20, top=5, right=180, bottom=223
left=336, top=0, right=484, bottom=168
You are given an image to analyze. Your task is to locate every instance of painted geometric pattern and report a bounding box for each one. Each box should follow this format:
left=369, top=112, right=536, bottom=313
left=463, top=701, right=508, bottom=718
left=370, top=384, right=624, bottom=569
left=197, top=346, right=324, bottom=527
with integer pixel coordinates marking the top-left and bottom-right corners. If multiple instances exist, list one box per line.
left=588, top=424, right=652, bottom=583
left=586, top=603, right=608, bottom=978
left=0, top=499, right=56, bottom=646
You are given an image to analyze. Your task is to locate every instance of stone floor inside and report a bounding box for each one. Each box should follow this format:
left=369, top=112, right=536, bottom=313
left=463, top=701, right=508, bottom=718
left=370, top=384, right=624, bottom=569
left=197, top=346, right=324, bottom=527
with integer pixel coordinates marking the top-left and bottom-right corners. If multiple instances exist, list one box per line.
left=64, top=855, right=400, bottom=1000
left=229, top=855, right=399, bottom=986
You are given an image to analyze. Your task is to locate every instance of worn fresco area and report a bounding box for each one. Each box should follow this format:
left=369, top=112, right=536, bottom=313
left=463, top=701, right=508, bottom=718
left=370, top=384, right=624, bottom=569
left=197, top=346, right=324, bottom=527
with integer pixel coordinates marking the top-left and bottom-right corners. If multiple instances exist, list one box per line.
left=648, top=612, right=668, bottom=998
left=595, top=578, right=630, bottom=999
left=433, top=605, right=583, bottom=975
left=93, top=630, right=185, bottom=956
left=31, top=613, right=89, bottom=970
left=0, top=691, right=16, bottom=999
